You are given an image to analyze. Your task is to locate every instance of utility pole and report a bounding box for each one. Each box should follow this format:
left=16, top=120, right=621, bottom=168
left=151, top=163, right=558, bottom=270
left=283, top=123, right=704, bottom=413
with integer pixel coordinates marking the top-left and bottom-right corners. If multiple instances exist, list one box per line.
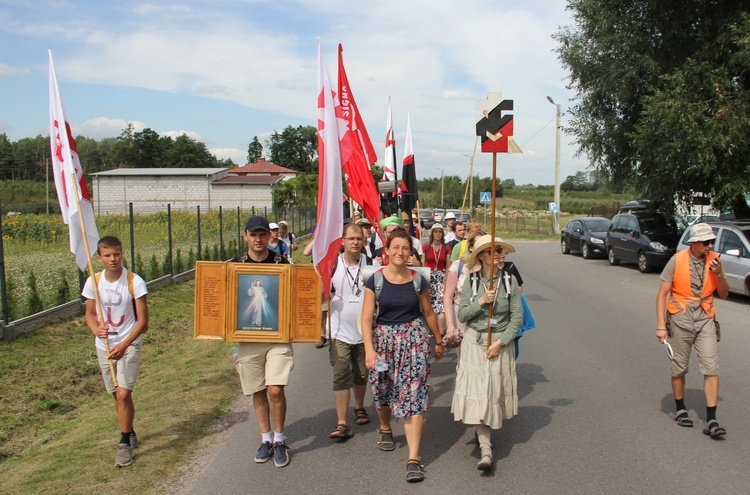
left=547, top=96, right=562, bottom=234
left=438, top=168, right=445, bottom=208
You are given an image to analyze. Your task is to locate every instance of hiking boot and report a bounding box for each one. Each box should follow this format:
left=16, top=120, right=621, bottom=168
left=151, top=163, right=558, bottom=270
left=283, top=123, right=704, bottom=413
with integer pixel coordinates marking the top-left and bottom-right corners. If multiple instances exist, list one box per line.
left=255, top=441, right=273, bottom=463
left=273, top=441, right=290, bottom=468
left=129, top=431, right=138, bottom=449
left=115, top=443, right=133, bottom=468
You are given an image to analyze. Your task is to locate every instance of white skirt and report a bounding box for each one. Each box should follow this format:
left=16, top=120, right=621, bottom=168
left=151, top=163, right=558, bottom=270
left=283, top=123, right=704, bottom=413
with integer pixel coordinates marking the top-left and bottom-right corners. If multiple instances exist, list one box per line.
left=451, top=327, right=518, bottom=429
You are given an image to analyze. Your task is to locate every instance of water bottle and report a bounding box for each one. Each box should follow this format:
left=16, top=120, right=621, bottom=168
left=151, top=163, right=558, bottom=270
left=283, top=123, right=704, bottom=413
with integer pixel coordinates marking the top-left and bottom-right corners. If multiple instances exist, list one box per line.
left=375, top=359, right=388, bottom=372
left=230, top=346, right=239, bottom=361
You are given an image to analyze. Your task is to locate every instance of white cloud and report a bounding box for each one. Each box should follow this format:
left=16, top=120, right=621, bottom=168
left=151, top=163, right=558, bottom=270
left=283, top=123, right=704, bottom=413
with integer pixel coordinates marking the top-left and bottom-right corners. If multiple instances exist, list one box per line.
left=74, top=117, right=145, bottom=139
left=163, top=130, right=202, bottom=141
left=0, top=63, right=30, bottom=77
left=211, top=147, right=246, bottom=164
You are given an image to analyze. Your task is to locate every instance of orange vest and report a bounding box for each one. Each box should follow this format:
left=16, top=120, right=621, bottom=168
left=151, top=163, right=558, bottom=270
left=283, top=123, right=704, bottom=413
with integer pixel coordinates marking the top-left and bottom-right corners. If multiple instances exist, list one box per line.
left=667, top=249, right=719, bottom=317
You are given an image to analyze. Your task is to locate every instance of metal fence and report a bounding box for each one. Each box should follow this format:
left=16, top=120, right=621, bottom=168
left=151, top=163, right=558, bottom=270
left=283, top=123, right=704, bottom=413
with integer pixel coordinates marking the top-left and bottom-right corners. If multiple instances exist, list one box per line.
left=0, top=203, right=315, bottom=341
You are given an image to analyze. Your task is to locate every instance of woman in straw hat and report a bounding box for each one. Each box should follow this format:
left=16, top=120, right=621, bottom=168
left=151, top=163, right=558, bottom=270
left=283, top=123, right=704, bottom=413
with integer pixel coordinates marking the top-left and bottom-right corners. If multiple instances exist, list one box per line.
left=452, top=235, right=522, bottom=472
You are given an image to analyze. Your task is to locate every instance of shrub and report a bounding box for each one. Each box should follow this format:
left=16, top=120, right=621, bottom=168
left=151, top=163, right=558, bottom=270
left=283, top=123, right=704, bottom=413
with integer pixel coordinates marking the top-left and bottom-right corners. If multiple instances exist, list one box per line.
left=54, top=269, right=71, bottom=306
left=148, top=254, right=160, bottom=280
left=174, top=248, right=184, bottom=274
left=26, top=271, right=43, bottom=314
left=187, top=248, right=196, bottom=269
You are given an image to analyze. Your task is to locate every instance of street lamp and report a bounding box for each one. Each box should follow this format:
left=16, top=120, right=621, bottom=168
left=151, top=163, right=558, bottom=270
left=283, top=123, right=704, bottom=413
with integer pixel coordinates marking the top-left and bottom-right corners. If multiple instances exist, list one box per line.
left=547, top=96, right=562, bottom=234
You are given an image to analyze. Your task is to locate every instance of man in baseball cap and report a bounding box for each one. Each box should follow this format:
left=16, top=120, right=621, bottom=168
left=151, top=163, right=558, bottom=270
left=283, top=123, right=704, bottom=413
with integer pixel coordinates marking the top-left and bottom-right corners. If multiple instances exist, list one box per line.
left=655, top=222, right=729, bottom=438
left=230, top=216, right=293, bottom=467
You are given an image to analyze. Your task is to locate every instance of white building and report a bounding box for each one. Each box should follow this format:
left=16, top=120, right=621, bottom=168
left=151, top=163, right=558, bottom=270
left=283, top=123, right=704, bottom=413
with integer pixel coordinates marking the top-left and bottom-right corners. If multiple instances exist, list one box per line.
left=91, top=160, right=298, bottom=215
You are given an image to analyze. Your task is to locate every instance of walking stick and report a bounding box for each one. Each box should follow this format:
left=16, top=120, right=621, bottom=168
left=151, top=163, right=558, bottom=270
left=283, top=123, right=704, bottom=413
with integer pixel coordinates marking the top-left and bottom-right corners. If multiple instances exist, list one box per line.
left=486, top=152, right=497, bottom=347
left=71, top=172, right=118, bottom=388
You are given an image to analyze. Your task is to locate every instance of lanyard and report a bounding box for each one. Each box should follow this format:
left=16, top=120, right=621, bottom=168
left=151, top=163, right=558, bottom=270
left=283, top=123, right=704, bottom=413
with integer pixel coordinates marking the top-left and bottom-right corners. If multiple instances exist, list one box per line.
left=431, top=244, right=443, bottom=268
left=342, top=255, right=362, bottom=295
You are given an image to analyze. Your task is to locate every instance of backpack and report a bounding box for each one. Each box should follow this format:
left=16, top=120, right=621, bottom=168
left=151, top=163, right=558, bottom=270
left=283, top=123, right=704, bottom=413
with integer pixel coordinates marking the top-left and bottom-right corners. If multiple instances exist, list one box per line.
left=372, top=268, right=424, bottom=320
left=94, top=270, right=138, bottom=320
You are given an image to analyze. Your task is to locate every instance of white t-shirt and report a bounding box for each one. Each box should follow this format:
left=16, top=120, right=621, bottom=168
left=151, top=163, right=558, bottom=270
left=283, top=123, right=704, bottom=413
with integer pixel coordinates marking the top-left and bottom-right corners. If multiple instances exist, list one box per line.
left=82, top=268, right=148, bottom=351
left=327, top=255, right=381, bottom=344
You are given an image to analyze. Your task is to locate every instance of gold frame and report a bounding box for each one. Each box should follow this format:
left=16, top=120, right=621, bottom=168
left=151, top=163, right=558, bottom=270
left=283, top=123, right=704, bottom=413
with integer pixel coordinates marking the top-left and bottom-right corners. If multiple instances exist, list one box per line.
left=194, top=261, right=322, bottom=343
left=226, top=263, right=292, bottom=343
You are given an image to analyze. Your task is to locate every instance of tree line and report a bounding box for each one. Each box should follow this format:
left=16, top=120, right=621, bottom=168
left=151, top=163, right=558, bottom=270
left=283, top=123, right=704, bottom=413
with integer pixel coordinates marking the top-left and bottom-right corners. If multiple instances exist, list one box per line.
left=555, top=0, right=750, bottom=217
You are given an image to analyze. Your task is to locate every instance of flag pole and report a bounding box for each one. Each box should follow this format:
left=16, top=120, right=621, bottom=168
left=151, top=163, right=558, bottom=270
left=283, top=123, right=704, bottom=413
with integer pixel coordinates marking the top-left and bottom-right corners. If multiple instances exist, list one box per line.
left=70, top=172, right=117, bottom=387
left=460, top=136, right=478, bottom=214
left=486, top=152, right=498, bottom=347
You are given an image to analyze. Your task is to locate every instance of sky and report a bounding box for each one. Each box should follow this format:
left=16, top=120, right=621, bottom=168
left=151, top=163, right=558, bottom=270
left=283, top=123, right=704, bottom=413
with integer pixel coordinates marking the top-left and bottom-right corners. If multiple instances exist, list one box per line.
left=0, top=0, right=588, bottom=187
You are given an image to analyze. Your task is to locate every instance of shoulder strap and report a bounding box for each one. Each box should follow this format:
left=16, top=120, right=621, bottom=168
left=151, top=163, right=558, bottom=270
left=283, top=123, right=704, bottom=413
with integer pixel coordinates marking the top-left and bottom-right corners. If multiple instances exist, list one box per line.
left=365, top=255, right=373, bottom=266
left=289, top=233, right=295, bottom=244
left=95, top=270, right=138, bottom=319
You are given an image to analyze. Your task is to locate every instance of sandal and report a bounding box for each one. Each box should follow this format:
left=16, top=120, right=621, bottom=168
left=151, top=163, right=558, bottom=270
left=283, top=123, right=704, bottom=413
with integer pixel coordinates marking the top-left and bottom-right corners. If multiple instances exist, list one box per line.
left=406, top=459, right=425, bottom=482
left=703, top=419, right=726, bottom=438
left=376, top=428, right=395, bottom=451
left=674, top=409, right=694, bottom=427
left=354, top=408, right=370, bottom=425
left=329, top=424, right=353, bottom=440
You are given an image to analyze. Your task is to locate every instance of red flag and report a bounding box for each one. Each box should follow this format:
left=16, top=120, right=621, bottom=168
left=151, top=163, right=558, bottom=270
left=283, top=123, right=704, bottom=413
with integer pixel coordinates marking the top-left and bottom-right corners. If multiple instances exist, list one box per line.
left=400, top=112, right=418, bottom=217
left=382, top=100, right=397, bottom=186
left=313, top=42, right=345, bottom=300
left=337, top=44, right=381, bottom=230
left=49, top=51, right=99, bottom=272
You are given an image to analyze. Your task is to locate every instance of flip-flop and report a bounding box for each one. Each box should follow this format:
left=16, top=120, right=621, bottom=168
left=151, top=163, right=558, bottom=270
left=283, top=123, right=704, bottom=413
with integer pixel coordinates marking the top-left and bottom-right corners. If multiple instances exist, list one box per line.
left=674, top=409, right=693, bottom=427
left=703, top=420, right=726, bottom=438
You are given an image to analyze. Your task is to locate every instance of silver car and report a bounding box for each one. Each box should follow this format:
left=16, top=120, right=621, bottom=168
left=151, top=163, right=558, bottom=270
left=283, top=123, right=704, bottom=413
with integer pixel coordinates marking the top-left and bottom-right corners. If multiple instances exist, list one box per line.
left=676, top=221, right=750, bottom=300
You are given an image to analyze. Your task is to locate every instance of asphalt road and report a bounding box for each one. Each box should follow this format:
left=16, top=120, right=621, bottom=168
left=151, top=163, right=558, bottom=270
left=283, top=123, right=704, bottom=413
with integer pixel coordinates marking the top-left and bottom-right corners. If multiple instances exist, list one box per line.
left=167, top=241, right=750, bottom=495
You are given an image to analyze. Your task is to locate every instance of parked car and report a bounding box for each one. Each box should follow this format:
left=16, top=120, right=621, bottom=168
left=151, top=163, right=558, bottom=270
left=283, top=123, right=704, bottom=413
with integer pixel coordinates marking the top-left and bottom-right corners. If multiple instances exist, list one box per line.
left=606, top=211, right=681, bottom=272
left=459, top=212, right=472, bottom=223
left=676, top=220, right=750, bottom=300
left=561, top=217, right=611, bottom=259
left=433, top=208, right=446, bottom=224
left=419, top=209, right=435, bottom=229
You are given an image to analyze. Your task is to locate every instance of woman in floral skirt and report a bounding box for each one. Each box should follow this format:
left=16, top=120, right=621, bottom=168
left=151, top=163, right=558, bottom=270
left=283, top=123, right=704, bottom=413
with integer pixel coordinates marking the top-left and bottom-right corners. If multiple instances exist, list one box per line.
left=361, top=228, right=444, bottom=483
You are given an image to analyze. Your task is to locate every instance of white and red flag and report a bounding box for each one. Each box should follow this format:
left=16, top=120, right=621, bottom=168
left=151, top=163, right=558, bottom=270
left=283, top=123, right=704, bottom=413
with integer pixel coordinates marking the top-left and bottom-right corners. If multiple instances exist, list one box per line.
left=400, top=112, right=418, bottom=217
left=49, top=50, right=99, bottom=272
left=337, top=44, right=381, bottom=230
left=382, top=100, right=398, bottom=190
left=313, top=41, right=345, bottom=299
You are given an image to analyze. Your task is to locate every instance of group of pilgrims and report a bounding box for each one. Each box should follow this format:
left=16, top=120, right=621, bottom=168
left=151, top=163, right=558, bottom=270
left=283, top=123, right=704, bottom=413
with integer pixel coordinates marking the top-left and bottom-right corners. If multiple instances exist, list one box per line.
left=319, top=211, right=526, bottom=481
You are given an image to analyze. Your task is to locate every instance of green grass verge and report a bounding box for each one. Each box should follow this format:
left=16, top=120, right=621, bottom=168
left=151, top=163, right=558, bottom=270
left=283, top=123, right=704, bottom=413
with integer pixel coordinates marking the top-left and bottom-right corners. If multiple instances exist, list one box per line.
left=0, top=280, right=239, bottom=495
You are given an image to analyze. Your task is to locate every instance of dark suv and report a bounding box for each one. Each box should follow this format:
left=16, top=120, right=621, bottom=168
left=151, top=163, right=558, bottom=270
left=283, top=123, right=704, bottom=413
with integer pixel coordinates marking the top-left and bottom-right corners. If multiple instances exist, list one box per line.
left=606, top=212, right=681, bottom=273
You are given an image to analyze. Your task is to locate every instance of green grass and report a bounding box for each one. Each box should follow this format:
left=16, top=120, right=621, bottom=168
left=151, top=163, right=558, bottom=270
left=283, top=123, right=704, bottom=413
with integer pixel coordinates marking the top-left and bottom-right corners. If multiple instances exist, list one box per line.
left=0, top=280, right=239, bottom=495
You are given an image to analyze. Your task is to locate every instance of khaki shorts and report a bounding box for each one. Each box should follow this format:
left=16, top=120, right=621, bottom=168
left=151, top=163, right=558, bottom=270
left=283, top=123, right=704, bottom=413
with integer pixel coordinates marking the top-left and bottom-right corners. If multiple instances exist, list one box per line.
left=97, top=343, right=141, bottom=393
left=668, top=316, right=719, bottom=377
left=329, top=339, right=367, bottom=391
left=235, top=342, right=294, bottom=395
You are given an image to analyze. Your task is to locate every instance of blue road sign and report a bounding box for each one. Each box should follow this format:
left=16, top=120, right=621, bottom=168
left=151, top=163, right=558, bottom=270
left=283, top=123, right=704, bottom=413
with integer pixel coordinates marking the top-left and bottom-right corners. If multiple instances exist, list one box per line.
left=480, top=192, right=492, bottom=204
left=548, top=202, right=559, bottom=213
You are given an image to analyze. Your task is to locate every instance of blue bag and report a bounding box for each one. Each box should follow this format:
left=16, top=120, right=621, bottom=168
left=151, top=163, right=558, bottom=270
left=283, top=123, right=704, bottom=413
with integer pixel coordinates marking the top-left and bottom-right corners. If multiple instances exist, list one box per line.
left=514, top=294, right=536, bottom=358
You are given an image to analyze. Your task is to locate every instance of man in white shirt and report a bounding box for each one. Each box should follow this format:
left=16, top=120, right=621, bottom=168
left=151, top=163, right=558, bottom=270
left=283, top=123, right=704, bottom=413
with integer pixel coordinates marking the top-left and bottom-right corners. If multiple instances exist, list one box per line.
left=443, top=211, right=457, bottom=243
left=83, top=236, right=149, bottom=468
left=277, top=220, right=297, bottom=263
left=327, top=223, right=381, bottom=439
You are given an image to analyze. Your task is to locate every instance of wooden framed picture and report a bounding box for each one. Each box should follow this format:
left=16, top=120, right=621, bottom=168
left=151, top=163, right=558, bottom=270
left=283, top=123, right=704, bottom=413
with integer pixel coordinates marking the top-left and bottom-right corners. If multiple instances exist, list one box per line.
left=194, top=262, right=323, bottom=343
left=226, top=263, right=292, bottom=343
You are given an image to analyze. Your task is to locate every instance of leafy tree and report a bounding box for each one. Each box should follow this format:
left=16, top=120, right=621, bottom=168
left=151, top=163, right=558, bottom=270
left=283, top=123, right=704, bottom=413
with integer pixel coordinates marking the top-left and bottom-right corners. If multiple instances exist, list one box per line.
left=562, top=171, right=593, bottom=192
left=109, top=123, right=139, bottom=168
left=247, top=136, right=263, bottom=164
left=555, top=1, right=750, bottom=216
left=501, top=178, right=516, bottom=187
left=12, top=135, right=47, bottom=180
left=267, top=125, right=317, bottom=173
left=169, top=134, right=216, bottom=168
left=134, top=128, right=171, bottom=167
left=75, top=136, right=107, bottom=173
left=0, top=133, right=14, bottom=180
left=273, top=173, right=320, bottom=208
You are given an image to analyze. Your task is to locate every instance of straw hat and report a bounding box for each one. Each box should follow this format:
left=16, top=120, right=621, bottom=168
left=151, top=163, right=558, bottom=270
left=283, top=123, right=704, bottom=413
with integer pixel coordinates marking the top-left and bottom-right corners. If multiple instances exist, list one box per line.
left=466, top=234, right=515, bottom=269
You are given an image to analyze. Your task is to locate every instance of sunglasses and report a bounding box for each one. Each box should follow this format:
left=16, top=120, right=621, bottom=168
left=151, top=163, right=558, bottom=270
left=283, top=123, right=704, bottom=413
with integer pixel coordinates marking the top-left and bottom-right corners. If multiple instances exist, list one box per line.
left=664, top=341, right=674, bottom=361
left=701, top=240, right=715, bottom=246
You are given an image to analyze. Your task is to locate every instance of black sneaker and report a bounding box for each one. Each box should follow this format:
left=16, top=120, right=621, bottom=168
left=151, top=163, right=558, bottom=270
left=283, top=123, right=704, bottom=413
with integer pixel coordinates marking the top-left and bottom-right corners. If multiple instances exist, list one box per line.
left=255, top=441, right=273, bottom=463
left=273, top=441, right=290, bottom=468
